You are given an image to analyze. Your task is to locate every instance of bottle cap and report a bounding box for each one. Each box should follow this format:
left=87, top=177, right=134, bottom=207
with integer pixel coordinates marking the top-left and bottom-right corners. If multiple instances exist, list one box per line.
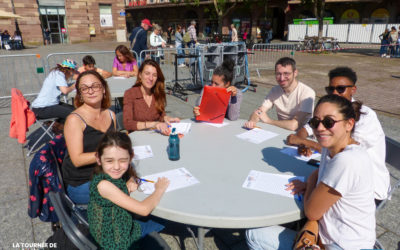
left=171, top=128, right=176, bottom=134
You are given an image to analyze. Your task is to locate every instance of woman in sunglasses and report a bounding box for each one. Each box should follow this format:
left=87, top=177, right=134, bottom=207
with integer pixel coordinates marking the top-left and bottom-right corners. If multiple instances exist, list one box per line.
left=246, top=94, right=376, bottom=249
left=62, top=70, right=116, bottom=204
left=286, top=67, right=389, bottom=203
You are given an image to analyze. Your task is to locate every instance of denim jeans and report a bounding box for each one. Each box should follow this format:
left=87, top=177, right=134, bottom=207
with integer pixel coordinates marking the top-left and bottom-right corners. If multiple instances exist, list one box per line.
left=176, top=44, right=185, bottom=65
left=66, top=181, right=91, bottom=204
left=246, top=225, right=343, bottom=250
left=380, top=40, right=389, bottom=56
left=136, top=219, right=165, bottom=238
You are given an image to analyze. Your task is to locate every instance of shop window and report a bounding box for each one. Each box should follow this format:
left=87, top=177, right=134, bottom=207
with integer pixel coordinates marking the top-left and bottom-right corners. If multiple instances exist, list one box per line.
left=99, top=4, right=113, bottom=27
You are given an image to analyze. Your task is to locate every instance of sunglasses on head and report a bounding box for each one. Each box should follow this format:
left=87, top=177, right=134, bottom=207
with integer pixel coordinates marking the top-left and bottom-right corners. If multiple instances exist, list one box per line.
left=325, top=85, right=354, bottom=94
left=308, top=116, right=344, bottom=129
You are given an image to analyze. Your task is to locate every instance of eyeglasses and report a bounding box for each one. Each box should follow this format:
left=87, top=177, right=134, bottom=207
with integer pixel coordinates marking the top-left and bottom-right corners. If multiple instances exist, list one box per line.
left=275, top=72, right=292, bottom=78
left=79, top=84, right=102, bottom=94
left=325, top=85, right=354, bottom=94
left=308, top=116, right=345, bottom=129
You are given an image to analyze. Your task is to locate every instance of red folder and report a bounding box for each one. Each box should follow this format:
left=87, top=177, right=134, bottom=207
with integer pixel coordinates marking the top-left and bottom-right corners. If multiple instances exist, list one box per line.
left=196, top=86, right=230, bottom=124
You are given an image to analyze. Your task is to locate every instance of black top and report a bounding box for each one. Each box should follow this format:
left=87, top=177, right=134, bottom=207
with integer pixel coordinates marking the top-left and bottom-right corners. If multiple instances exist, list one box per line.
left=62, top=111, right=115, bottom=187
left=129, top=26, right=147, bottom=58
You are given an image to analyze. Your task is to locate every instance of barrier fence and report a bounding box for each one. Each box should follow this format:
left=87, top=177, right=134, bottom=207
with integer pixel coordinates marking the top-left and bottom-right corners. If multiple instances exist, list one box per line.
left=0, top=54, right=46, bottom=108
left=289, top=23, right=400, bottom=43
left=248, top=43, right=296, bottom=77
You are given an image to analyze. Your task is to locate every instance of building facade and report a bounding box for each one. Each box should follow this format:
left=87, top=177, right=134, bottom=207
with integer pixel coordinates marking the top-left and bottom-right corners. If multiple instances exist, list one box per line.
left=0, top=0, right=127, bottom=45
left=125, top=0, right=400, bottom=41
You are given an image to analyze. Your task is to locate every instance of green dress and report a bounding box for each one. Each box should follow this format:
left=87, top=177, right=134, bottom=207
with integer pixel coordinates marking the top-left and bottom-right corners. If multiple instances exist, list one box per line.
left=88, top=173, right=142, bottom=250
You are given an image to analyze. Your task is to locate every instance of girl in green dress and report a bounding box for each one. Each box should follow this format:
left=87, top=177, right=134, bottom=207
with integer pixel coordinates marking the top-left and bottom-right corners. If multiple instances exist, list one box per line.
left=88, top=131, right=170, bottom=249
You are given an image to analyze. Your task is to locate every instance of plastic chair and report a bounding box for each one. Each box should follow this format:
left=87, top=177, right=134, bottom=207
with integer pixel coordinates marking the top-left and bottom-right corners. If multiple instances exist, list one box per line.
left=49, top=191, right=96, bottom=250
left=26, top=117, right=57, bottom=156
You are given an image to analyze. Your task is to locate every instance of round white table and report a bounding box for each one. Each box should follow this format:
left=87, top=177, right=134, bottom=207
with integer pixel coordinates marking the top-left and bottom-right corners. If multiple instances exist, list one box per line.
left=129, top=119, right=316, bottom=249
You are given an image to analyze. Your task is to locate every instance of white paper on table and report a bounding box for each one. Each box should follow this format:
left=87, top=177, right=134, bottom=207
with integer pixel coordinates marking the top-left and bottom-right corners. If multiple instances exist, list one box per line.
left=112, top=76, right=127, bottom=79
left=201, top=121, right=229, bottom=128
left=139, top=168, right=199, bottom=194
left=133, top=145, right=153, bottom=160
left=242, top=170, right=305, bottom=198
left=170, top=123, right=192, bottom=134
left=236, top=128, right=278, bottom=144
left=280, top=146, right=321, bottom=162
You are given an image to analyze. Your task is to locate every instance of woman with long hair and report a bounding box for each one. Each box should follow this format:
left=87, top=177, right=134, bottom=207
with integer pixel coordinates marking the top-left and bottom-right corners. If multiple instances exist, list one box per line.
left=123, top=59, right=180, bottom=135
left=62, top=70, right=116, bottom=204
left=31, top=59, right=77, bottom=123
left=246, top=94, right=376, bottom=249
left=112, top=45, right=138, bottom=77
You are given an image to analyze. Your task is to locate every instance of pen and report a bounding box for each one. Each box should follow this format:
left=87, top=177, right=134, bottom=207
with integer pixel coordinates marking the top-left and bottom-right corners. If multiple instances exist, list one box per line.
left=244, top=126, right=261, bottom=130
left=140, top=178, right=155, bottom=183
left=296, top=194, right=302, bottom=202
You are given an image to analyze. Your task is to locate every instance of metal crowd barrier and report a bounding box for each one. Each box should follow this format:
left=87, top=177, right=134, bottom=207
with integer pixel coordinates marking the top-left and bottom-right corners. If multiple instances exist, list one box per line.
left=0, top=54, right=46, bottom=108
left=249, top=43, right=296, bottom=77
left=46, top=50, right=138, bottom=75
left=139, top=47, right=199, bottom=88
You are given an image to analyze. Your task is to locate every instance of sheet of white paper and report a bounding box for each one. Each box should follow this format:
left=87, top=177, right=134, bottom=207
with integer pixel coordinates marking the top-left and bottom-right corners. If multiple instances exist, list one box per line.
left=139, top=168, right=199, bottom=194
left=133, top=145, right=153, bottom=160
left=170, top=123, right=192, bottom=134
left=242, top=170, right=304, bottom=198
left=201, top=121, right=229, bottom=128
left=280, top=146, right=321, bottom=162
left=112, top=76, right=127, bottom=79
left=236, top=128, right=278, bottom=144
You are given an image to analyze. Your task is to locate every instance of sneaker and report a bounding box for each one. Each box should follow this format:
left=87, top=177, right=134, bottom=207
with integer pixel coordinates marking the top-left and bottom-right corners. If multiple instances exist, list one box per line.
left=178, top=64, right=186, bottom=68
left=386, top=55, right=391, bottom=58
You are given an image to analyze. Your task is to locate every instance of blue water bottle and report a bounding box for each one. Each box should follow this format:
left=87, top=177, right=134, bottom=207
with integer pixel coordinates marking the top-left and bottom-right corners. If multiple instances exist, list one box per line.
left=168, top=128, right=180, bottom=161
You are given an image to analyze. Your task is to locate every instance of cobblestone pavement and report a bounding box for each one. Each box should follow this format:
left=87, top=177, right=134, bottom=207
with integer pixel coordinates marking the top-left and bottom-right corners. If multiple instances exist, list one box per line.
left=0, top=41, right=399, bottom=250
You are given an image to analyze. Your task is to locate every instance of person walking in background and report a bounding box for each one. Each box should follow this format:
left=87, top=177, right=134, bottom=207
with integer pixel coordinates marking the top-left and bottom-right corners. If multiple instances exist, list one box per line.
left=379, top=28, right=390, bottom=58
left=266, top=25, right=273, bottom=44
left=396, top=25, right=400, bottom=57
left=149, top=24, right=167, bottom=65
left=389, top=26, right=398, bottom=58
left=130, top=18, right=152, bottom=65
left=187, top=20, right=197, bottom=48
left=175, top=25, right=185, bottom=67
left=44, top=28, right=51, bottom=45
left=231, top=24, right=238, bottom=42
left=167, top=26, right=173, bottom=44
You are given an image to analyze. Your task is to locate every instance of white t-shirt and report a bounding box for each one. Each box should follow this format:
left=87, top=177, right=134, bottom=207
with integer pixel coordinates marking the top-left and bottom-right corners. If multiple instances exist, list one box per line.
left=261, top=81, right=315, bottom=128
left=317, top=145, right=376, bottom=249
left=304, top=103, right=389, bottom=200
left=32, top=70, right=68, bottom=108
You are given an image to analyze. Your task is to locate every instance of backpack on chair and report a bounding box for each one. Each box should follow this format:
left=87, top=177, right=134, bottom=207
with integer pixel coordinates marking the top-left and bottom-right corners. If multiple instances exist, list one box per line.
left=183, top=32, right=191, bottom=43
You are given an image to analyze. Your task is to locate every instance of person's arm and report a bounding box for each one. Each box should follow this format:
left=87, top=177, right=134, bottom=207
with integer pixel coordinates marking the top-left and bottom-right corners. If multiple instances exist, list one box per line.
left=97, top=177, right=169, bottom=216
left=259, top=111, right=310, bottom=131
left=244, top=98, right=272, bottom=129
left=112, top=58, right=130, bottom=77
left=97, top=68, right=112, bottom=79
left=55, top=72, right=76, bottom=94
left=226, top=87, right=242, bottom=121
left=286, top=127, right=322, bottom=155
left=59, top=83, right=76, bottom=94
left=304, top=181, right=341, bottom=221
left=64, top=114, right=96, bottom=167
left=132, top=64, right=138, bottom=77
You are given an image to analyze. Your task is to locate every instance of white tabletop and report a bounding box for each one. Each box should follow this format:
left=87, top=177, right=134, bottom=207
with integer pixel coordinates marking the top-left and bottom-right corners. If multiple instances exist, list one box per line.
left=129, top=119, right=316, bottom=229
left=69, top=76, right=136, bottom=99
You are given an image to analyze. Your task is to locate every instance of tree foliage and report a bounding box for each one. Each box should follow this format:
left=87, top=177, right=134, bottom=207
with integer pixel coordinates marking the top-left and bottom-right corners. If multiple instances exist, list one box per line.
left=301, top=0, right=326, bottom=38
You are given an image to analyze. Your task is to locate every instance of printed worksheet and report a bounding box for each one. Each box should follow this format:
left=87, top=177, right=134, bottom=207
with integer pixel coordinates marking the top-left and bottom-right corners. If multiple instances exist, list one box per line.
left=242, top=170, right=304, bottom=198
left=112, top=76, right=127, bottom=79
left=201, top=121, right=229, bottom=128
left=236, top=128, right=278, bottom=144
left=139, top=168, right=199, bottom=194
left=280, top=146, right=321, bottom=161
left=170, top=122, right=192, bottom=134
left=133, top=145, right=153, bottom=160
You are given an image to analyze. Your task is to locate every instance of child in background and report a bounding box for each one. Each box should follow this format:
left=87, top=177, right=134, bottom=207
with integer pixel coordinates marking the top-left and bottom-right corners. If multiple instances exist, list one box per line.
left=112, top=45, right=138, bottom=78
left=193, top=59, right=242, bottom=121
left=77, top=55, right=112, bottom=79
left=88, top=131, right=169, bottom=249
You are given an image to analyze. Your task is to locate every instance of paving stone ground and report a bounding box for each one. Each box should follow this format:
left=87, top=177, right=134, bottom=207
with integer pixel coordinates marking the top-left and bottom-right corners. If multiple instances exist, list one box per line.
left=0, top=41, right=399, bottom=250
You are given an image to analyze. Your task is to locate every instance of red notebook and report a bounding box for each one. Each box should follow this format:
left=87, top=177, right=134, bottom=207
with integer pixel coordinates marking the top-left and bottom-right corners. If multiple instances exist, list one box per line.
left=196, top=86, right=230, bottom=124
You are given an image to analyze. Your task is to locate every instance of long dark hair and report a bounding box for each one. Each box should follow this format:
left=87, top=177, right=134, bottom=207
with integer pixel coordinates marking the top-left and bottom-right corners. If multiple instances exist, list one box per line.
left=115, top=45, right=135, bottom=63
left=94, top=131, right=139, bottom=183
left=50, top=64, right=74, bottom=80
left=134, top=59, right=166, bottom=114
left=315, top=94, right=362, bottom=132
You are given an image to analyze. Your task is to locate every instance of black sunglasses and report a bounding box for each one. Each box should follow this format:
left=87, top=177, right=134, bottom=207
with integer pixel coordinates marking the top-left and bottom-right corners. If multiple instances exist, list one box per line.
left=325, top=85, right=354, bottom=94
left=308, top=117, right=345, bottom=129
